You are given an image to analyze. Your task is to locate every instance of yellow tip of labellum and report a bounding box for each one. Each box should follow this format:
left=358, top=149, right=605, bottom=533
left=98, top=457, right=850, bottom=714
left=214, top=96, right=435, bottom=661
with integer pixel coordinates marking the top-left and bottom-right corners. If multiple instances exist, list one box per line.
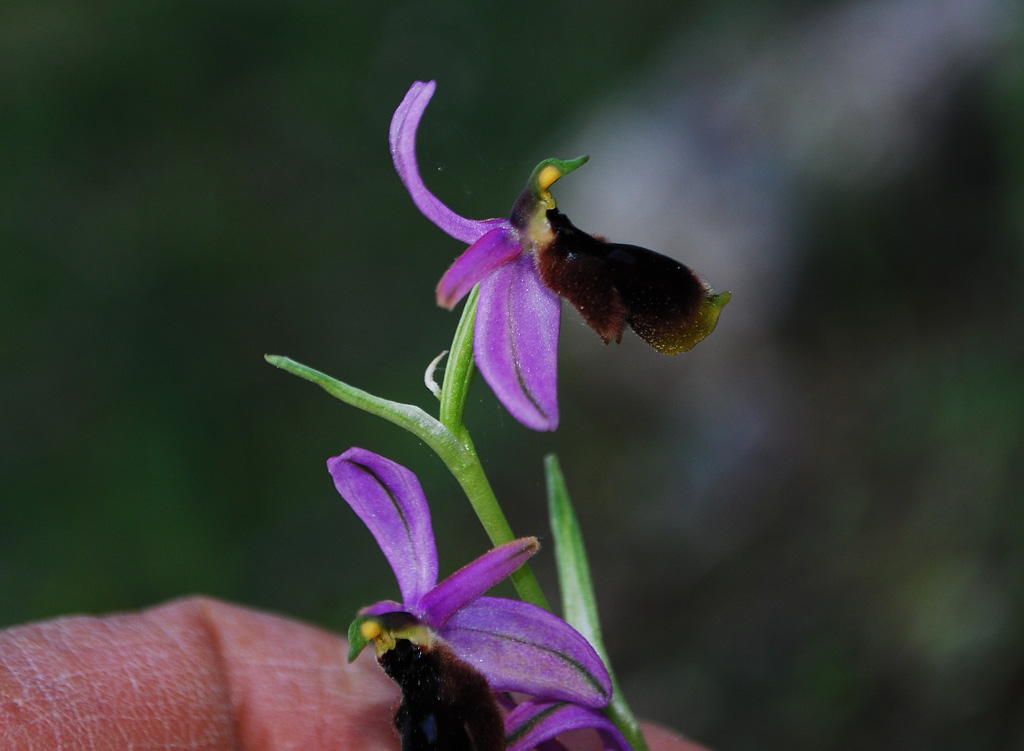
left=642, top=288, right=731, bottom=355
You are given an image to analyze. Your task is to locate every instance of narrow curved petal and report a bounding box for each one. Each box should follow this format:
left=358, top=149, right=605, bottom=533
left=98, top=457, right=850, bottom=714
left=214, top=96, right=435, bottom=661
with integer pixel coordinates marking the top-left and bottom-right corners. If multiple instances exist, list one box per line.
left=436, top=225, right=521, bottom=309
left=475, top=254, right=561, bottom=431
left=390, top=81, right=495, bottom=244
left=504, top=700, right=633, bottom=751
left=443, top=596, right=612, bottom=707
left=418, top=538, right=539, bottom=628
left=327, top=448, right=438, bottom=608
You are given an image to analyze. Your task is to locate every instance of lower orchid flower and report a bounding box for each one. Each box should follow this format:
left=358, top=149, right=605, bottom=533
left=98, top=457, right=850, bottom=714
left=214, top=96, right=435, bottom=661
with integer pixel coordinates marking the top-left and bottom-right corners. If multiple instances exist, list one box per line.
left=330, top=447, right=630, bottom=750
left=391, top=80, right=731, bottom=432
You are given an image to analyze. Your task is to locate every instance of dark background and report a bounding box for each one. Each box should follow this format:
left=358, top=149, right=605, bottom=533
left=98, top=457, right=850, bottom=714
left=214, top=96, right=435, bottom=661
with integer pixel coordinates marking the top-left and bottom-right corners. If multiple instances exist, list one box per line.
left=2, top=0, right=1023, bottom=748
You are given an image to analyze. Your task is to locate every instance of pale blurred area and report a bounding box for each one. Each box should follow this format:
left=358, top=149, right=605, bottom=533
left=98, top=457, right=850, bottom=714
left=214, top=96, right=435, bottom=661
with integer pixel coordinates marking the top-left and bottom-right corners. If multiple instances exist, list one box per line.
left=2, top=0, right=1022, bottom=748
left=552, top=0, right=1023, bottom=745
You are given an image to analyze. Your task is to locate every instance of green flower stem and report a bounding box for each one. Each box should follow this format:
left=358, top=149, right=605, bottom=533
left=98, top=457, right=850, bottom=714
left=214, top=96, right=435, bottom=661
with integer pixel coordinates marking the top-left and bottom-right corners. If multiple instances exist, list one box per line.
left=437, top=285, right=550, bottom=611
left=451, top=460, right=549, bottom=611
left=438, top=285, right=479, bottom=443
left=265, top=344, right=549, bottom=610
left=546, top=454, right=647, bottom=751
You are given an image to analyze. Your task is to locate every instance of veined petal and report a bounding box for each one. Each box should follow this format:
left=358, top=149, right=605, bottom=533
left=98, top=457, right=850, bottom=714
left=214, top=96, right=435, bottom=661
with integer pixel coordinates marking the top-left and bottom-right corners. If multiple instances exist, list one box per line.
left=475, top=254, right=561, bottom=431
left=436, top=225, right=521, bottom=309
left=418, top=538, right=539, bottom=628
left=390, top=81, right=496, bottom=244
left=328, top=448, right=438, bottom=608
left=443, top=596, right=612, bottom=707
left=505, top=700, right=633, bottom=751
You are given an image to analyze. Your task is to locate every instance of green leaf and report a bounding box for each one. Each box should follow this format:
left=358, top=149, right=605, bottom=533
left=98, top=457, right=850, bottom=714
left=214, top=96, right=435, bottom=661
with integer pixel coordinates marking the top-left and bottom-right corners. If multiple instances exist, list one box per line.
left=264, top=355, right=463, bottom=458
left=545, top=454, right=647, bottom=751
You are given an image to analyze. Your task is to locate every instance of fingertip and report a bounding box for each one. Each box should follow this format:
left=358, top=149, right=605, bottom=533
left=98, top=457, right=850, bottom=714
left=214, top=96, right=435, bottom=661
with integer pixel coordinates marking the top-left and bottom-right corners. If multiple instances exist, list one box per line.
left=179, top=597, right=399, bottom=749
left=0, top=597, right=401, bottom=751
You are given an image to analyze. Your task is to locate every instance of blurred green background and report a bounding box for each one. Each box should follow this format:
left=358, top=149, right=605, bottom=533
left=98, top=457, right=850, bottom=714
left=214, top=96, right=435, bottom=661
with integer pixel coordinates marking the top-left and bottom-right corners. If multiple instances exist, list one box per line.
left=2, top=0, right=1023, bottom=748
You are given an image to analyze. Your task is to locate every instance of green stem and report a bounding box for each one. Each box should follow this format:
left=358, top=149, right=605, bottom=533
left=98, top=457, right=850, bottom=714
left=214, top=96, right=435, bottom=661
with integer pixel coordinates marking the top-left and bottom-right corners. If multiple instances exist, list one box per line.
left=437, top=286, right=549, bottom=611
left=438, top=285, right=478, bottom=443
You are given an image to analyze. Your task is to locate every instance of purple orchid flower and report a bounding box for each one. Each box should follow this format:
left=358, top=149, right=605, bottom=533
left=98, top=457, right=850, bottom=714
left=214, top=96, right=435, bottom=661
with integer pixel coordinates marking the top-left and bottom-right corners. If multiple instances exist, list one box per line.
left=390, top=80, right=731, bottom=433
left=330, top=447, right=630, bottom=749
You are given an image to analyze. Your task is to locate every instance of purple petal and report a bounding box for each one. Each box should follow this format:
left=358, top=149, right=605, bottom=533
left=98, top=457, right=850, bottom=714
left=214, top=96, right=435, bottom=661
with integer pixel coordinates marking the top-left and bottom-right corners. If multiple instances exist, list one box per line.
left=443, top=596, right=612, bottom=707
left=357, top=599, right=405, bottom=617
left=417, top=538, right=539, bottom=628
left=390, top=81, right=496, bottom=244
left=504, top=700, right=633, bottom=751
left=475, top=254, right=561, bottom=431
left=327, top=448, right=438, bottom=609
left=436, top=225, right=521, bottom=309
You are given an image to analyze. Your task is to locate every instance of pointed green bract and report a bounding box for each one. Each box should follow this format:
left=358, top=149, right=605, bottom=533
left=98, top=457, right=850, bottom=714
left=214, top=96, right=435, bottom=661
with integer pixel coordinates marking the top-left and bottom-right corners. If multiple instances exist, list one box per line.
left=546, top=454, right=648, bottom=751
left=264, top=354, right=461, bottom=456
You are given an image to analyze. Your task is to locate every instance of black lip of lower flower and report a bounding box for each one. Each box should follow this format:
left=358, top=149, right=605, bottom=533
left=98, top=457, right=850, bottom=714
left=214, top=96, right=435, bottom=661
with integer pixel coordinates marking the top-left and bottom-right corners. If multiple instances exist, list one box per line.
left=381, top=638, right=505, bottom=751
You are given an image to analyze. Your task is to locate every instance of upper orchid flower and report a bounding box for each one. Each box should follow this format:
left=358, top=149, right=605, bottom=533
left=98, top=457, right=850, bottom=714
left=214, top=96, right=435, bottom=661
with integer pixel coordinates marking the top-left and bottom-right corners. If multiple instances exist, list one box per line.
left=391, top=80, right=731, bottom=432
left=330, top=447, right=626, bottom=750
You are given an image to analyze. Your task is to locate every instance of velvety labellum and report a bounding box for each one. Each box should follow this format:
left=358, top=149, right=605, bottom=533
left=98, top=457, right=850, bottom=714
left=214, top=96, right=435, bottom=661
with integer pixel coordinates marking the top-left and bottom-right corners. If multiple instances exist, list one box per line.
left=380, top=638, right=505, bottom=751
left=536, top=209, right=730, bottom=355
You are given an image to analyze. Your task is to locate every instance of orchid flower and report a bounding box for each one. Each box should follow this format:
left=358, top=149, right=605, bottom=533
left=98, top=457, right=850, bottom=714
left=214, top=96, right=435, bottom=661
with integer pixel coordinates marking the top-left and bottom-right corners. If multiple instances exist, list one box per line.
left=391, top=80, right=731, bottom=432
left=330, top=447, right=630, bottom=749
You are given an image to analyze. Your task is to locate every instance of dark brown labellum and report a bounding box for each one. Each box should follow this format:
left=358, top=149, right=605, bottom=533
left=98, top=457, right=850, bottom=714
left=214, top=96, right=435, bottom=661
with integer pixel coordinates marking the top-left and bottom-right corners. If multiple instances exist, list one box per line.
left=379, top=639, right=505, bottom=751
left=536, top=209, right=728, bottom=355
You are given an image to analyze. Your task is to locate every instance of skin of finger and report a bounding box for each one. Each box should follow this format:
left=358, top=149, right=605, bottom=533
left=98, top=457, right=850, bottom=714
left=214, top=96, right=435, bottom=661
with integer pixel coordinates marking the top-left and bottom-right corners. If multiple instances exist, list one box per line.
left=0, top=597, right=705, bottom=751
left=0, top=597, right=400, bottom=750
left=640, top=723, right=709, bottom=751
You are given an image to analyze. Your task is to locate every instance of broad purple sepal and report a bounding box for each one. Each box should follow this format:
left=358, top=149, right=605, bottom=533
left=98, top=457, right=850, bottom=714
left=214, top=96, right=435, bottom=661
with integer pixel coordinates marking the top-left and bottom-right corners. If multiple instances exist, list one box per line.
left=328, top=448, right=438, bottom=608
left=505, top=700, right=633, bottom=751
left=475, top=254, right=561, bottom=431
left=445, top=596, right=612, bottom=707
